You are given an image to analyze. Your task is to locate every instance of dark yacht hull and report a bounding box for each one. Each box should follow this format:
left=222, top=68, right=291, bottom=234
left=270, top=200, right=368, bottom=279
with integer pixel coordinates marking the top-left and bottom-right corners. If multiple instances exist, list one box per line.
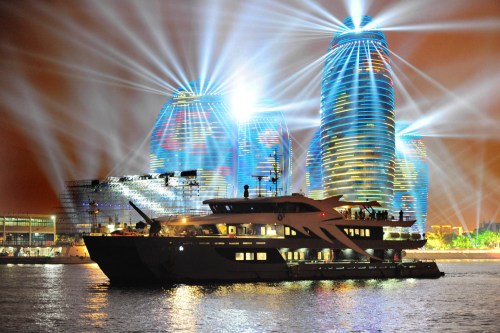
left=84, top=236, right=444, bottom=283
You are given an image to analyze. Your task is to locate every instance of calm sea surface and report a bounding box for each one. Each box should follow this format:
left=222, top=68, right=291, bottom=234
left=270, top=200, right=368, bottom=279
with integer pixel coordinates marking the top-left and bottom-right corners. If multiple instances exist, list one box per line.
left=0, top=261, right=498, bottom=333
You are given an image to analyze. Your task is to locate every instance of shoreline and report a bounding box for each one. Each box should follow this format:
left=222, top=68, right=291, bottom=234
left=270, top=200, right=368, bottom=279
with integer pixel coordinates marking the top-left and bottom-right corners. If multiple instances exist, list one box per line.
left=1, top=250, right=499, bottom=265
left=0, top=256, right=93, bottom=265
left=405, top=249, right=500, bottom=260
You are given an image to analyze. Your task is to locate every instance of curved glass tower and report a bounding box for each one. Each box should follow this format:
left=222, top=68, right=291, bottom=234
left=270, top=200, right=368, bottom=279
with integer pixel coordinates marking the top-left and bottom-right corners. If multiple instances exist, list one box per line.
left=393, top=123, right=428, bottom=233
left=236, top=109, right=292, bottom=197
left=150, top=80, right=236, bottom=199
left=306, top=128, right=324, bottom=199
left=320, top=15, right=395, bottom=207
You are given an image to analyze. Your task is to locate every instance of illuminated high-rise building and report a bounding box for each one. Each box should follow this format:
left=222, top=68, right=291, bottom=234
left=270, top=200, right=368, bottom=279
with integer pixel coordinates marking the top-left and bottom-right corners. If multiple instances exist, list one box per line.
left=236, top=109, right=292, bottom=197
left=393, top=123, right=428, bottom=233
left=320, top=15, right=395, bottom=207
left=150, top=79, right=236, bottom=199
left=306, top=128, right=323, bottom=199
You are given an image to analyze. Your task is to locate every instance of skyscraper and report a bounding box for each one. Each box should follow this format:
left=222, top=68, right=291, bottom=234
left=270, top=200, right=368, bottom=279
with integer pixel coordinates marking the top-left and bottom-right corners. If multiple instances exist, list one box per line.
left=150, top=79, right=236, bottom=199
left=306, top=128, right=323, bottom=199
left=320, top=15, right=395, bottom=207
left=393, top=123, right=428, bottom=233
left=236, top=109, right=292, bottom=197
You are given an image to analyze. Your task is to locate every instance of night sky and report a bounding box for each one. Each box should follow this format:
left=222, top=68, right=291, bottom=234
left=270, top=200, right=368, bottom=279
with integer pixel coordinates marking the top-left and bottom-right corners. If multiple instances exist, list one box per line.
left=1, top=0, right=499, bottom=232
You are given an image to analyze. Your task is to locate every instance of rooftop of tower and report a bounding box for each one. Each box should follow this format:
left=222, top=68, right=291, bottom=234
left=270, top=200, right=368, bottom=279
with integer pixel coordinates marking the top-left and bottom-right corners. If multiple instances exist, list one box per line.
left=330, top=15, right=388, bottom=49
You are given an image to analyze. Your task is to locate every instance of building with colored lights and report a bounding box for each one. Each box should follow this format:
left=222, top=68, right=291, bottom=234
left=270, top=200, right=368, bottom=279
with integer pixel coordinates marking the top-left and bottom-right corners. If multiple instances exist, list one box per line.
left=59, top=80, right=294, bottom=232
left=150, top=79, right=237, bottom=199
left=393, top=124, right=428, bottom=233
left=236, top=110, right=292, bottom=197
left=320, top=15, right=395, bottom=208
left=306, top=128, right=323, bottom=199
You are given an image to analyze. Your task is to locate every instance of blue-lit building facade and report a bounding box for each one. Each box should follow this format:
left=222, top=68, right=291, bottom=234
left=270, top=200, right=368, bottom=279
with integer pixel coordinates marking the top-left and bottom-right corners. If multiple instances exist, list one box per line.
left=306, top=128, right=323, bottom=199
left=236, top=110, right=292, bottom=197
left=60, top=81, right=293, bottom=231
left=393, top=123, right=428, bottom=233
left=150, top=80, right=236, bottom=199
left=320, top=16, right=395, bottom=208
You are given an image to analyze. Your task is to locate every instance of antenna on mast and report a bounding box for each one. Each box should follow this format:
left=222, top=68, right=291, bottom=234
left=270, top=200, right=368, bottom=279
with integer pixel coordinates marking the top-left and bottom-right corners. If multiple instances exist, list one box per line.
left=269, top=148, right=280, bottom=197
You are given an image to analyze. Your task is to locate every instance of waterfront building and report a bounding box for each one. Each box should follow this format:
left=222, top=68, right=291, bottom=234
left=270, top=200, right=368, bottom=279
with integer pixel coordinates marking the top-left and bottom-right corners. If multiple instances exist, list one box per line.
left=306, top=128, right=324, bottom=199
left=150, top=79, right=237, bottom=198
left=0, top=214, right=56, bottom=256
left=320, top=15, right=395, bottom=208
left=393, top=123, right=428, bottom=233
left=0, top=214, right=56, bottom=246
left=236, top=109, right=292, bottom=197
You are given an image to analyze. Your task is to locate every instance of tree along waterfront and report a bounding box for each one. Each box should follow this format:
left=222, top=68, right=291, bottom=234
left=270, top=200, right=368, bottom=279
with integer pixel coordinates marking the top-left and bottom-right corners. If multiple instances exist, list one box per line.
left=425, top=229, right=500, bottom=250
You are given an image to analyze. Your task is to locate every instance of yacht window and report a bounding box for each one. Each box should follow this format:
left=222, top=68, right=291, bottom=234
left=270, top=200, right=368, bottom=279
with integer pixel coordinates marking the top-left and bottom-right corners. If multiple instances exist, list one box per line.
left=235, top=252, right=244, bottom=261
left=267, top=229, right=277, bottom=236
left=256, top=252, right=267, bottom=260
left=284, top=226, right=297, bottom=236
left=360, top=229, right=365, bottom=237
left=287, top=252, right=293, bottom=260
left=355, top=229, right=359, bottom=236
left=317, top=252, right=322, bottom=260
left=293, top=252, right=299, bottom=260
left=344, top=228, right=349, bottom=234
left=299, top=252, right=305, bottom=260
left=260, top=227, right=266, bottom=235
left=245, top=252, right=254, bottom=260
left=349, top=228, right=354, bottom=237
left=365, top=229, right=371, bottom=237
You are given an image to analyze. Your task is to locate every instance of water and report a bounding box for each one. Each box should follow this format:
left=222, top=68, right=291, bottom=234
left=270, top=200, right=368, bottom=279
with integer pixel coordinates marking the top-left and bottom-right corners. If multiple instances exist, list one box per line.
left=0, top=261, right=498, bottom=333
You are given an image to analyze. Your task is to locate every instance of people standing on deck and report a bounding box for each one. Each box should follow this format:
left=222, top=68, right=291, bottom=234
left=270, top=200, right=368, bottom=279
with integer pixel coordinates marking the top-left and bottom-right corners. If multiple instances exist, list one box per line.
left=399, top=209, right=404, bottom=221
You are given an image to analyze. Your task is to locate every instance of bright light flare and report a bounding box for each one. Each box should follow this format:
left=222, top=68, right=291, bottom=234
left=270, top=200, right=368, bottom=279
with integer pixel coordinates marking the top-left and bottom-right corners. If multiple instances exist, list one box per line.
left=345, top=0, right=365, bottom=30
left=229, top=83, right=260, bottom=123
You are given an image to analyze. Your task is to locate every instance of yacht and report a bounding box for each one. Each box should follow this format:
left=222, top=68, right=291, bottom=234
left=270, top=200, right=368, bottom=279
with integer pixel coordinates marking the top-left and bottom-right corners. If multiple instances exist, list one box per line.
left=83, top=194, right=443, bottom=283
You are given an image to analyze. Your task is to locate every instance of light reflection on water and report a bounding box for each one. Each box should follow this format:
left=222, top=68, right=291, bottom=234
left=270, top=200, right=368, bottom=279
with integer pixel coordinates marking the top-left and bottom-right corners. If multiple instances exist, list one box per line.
left=0, top=262, right=499, bottom=332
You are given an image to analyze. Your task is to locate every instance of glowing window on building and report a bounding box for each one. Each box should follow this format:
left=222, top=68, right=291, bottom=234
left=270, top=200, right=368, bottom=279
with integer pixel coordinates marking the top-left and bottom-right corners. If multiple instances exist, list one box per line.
left=235, top=252, right=244, bottom=261
left=245, top=252, right=254, bottom=260
left=256, top=252, right=267, bottom=260
left=365, top=229, right=370, bottom=237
